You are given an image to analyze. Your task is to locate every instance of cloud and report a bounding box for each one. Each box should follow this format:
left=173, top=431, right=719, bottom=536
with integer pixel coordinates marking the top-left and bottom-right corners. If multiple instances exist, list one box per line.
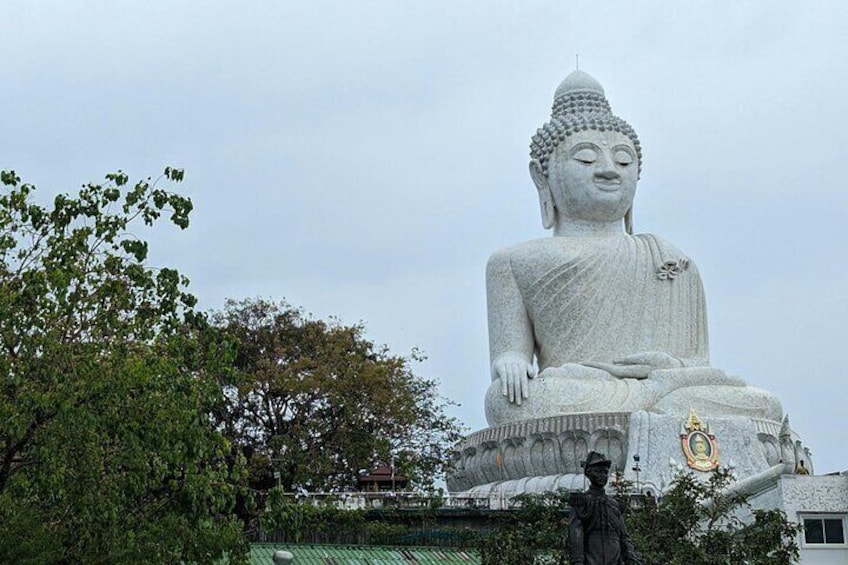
left=2, top=1, right=846, bottom=476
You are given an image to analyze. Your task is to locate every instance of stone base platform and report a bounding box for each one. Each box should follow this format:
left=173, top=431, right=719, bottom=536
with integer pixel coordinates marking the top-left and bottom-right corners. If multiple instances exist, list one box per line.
left=447, top=411, right=812, bottom=496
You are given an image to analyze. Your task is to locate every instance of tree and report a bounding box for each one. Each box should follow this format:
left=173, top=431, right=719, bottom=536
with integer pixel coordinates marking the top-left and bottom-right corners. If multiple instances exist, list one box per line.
left=624, top=469, right=800, bottom=564
left=259, top=488, right=366, bottom=543
left=0, top=169, right=247, bottom=563
left=480, top=469, right=800, bottom=565
left=209, top=298, right=465, bottom=495
left=479, top=490, right=571, bottom=565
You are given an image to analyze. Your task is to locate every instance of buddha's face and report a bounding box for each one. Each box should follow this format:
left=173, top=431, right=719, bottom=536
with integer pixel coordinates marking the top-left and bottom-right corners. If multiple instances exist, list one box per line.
left=546, top=130, right=638, bottom=224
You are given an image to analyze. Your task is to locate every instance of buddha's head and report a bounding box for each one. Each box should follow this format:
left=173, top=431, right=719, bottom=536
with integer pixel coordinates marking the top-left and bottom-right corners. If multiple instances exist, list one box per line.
left=529, top=71, right=642, bottom=233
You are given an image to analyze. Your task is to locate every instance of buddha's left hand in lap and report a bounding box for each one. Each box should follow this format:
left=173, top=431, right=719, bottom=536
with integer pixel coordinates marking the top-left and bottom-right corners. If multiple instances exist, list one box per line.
left=584, top=351, right=684, bottom=379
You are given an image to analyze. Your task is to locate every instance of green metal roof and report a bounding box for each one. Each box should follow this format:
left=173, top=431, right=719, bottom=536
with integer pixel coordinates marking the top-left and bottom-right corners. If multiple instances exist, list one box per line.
left=249, top=543, right=480, bottom=564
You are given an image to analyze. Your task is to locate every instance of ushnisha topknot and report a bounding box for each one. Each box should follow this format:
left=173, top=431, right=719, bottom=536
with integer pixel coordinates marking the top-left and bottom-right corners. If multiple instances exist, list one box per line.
left=529, top=70, right=642, bottom=177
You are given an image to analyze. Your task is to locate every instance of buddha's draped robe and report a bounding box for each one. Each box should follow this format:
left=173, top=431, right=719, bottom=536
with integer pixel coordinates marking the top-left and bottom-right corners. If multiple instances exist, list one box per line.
left=509, top=233, right=708, bottom=371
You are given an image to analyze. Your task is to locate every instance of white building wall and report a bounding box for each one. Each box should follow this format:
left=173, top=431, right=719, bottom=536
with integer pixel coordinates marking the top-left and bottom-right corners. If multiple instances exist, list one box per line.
left=774, top=474, right=848, bottom=565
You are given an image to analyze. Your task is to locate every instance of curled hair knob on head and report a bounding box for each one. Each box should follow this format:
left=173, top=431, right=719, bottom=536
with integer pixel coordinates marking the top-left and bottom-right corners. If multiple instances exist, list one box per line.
left=529, top=70, right=642, bottom=179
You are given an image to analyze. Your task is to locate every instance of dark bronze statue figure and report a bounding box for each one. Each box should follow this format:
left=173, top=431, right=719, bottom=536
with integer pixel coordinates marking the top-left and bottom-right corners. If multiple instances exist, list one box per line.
left=569, top=452, right=643, bottom=565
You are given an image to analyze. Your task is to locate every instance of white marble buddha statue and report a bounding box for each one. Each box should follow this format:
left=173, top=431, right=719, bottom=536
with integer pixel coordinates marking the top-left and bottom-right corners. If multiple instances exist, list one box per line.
left=484, top=70, right=782, bottom=427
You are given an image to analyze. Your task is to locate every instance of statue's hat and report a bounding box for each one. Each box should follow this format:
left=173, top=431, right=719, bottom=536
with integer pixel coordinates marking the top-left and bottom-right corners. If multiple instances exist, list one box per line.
left=584, top=451, right=612, bottom=469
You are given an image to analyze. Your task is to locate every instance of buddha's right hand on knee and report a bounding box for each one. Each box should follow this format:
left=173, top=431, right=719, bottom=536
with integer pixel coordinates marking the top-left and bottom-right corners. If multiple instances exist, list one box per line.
left=492, top=353, right=536, bottom=405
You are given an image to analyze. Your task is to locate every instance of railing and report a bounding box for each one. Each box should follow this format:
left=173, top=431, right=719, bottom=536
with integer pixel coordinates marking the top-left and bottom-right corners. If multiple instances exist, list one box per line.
left=267, top=491, right=501, bottom=510
left=266, top=489, right=651, bottom=512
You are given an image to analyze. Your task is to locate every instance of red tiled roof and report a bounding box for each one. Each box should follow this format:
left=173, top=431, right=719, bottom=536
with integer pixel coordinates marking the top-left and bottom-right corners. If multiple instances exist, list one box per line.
left=358, top=464, right=407, bottom=482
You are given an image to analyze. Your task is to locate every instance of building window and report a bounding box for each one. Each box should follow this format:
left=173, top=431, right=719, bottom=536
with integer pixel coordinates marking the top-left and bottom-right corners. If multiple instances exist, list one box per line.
left=802, top=514, right=847, bottom=546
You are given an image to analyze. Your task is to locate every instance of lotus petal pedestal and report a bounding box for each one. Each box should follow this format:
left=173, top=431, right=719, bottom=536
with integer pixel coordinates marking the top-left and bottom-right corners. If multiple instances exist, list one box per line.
left=447, top=411, right=812, bottom=497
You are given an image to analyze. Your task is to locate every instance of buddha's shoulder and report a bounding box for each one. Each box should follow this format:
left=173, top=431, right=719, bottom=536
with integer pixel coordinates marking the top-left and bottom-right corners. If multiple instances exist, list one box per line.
left=488, top=233, right=697, bottom=268
left=634, top=232, right=682, bottom=251
left=487, top=238, right=572, bottom=266
left=634, top=232, right=698, bottom=266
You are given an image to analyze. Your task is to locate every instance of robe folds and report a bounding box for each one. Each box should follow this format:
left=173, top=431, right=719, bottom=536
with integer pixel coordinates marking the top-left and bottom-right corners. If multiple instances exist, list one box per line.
left=509, top=233, right=708, bottom=371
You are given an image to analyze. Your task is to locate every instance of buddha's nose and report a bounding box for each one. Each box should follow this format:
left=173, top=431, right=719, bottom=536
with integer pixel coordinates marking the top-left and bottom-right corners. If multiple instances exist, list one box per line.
left=595, top=168, right=620, bottom=180
left=594, top=153, right=620, bottom=180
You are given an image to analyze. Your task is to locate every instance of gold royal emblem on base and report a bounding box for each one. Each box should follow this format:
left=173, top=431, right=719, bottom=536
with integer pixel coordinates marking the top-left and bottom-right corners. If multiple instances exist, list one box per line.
left=680, top=408, right=719, bottom=472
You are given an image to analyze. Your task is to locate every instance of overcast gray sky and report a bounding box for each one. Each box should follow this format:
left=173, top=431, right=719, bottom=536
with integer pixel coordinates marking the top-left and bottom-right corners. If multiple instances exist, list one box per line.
left=3, top=1, right=847, bottom=475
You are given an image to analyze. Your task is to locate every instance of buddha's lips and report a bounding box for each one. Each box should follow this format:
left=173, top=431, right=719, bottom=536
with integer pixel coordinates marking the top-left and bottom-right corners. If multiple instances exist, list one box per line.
left=594, top=180, right=622, bottom=191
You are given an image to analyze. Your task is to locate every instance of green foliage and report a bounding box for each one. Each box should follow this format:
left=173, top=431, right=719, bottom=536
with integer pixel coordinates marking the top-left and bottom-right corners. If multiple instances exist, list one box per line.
left=260, top=488, right=366, bottom=543
left=480, top=490, right=571, bottom=565
left=0, top=169, right=247, bottom=563
left=624, top=468, right=801, bottom=564
left=209, top=298, right=465, bottom=495
left=362, top=520, right=410, bottom=545
left=480, top=470, right=801, bottom=565
left=259, top=493, right=486, bottom=547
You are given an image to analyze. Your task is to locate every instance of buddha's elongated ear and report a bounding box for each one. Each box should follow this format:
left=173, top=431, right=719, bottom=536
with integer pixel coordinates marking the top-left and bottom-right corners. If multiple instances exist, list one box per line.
left=624, top=207, right=633, bottom=235
left=529, top=159, right=555, bottom=230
